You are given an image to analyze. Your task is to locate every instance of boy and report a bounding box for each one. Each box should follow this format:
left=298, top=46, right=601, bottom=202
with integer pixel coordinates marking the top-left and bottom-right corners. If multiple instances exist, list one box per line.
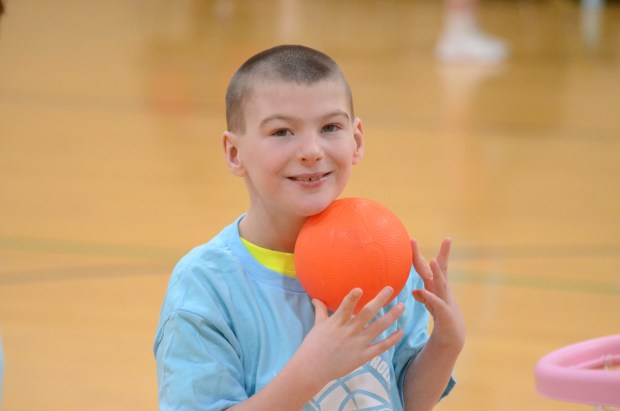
left=154, top=45, right=465, bottom=410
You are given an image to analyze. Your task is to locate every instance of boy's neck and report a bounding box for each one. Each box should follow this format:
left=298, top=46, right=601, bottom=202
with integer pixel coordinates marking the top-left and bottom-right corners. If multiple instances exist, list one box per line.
left=239, top=211, right=306, bottom=253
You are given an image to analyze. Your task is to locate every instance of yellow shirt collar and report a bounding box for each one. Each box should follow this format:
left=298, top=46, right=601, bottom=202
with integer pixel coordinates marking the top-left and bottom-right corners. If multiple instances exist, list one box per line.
left=240, top=237, right=297, bottom=278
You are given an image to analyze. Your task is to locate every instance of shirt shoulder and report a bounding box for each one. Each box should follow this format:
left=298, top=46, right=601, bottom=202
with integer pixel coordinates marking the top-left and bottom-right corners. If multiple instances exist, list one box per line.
left=161, top=220, right=245, bottom=317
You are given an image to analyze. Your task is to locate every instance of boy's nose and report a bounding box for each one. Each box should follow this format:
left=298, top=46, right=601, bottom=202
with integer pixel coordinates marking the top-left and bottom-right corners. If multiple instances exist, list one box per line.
left=298, top=132, right=324, bottom=163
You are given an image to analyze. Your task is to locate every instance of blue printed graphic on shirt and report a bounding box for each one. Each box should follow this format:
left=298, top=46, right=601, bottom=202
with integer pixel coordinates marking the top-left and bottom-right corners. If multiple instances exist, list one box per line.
left=308, top=355, right=394, bottom=411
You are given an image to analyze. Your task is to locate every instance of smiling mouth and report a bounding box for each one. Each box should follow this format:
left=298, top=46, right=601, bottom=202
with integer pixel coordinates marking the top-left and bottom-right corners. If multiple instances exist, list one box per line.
left=289, top=172, right=331, bottom=182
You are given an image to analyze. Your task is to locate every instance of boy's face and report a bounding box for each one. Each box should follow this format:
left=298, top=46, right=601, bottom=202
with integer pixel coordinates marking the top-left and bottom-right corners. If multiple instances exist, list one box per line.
left=224, top=77, right=364, bottom=221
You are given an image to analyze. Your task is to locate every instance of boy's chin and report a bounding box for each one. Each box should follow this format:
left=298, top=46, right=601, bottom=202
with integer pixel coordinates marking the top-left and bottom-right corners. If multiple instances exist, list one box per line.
left=297, top=198, right=339, bottom=218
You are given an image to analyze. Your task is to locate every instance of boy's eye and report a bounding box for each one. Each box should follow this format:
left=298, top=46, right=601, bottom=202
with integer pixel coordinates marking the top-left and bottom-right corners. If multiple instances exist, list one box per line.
left=322, top=124, right=340, bottom=133
left=272, top=129, right=292, bottom=137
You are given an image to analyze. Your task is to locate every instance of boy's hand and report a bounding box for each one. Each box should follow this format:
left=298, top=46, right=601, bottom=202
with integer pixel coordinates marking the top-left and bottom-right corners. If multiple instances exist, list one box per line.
left=297, top=286, right=405, bottom=387
left=411, top=238, right=465, bottom=351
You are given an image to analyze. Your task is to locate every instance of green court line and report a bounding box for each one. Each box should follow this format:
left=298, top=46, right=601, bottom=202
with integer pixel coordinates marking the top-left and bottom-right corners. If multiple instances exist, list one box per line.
left=0, top=236, right=185, bottom=261
left=2, top=235, right=619, bottom=262
left=451, top=271, right=620, bottom=297
left=454, top=243, right=620, bottom=260
left=0, top=262, right=171, bottom=285
left=1, top=236, right=619, bottom=296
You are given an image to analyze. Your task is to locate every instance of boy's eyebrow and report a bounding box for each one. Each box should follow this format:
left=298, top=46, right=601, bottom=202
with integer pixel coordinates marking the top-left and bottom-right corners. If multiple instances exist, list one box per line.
left=259, top=110, right=351, bottom=127
left=323, top=110, right=351, bottom=121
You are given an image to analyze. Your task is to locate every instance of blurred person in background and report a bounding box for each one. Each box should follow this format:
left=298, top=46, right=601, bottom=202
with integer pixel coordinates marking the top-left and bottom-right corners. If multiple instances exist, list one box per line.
left=436, top=0, right=508, bottom=62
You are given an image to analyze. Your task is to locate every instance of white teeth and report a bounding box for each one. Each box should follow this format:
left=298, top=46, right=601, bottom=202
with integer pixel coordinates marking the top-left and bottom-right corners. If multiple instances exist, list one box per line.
left=296, top=175, right=319, bottom=182
left=291, top=173, right=328, bottom=182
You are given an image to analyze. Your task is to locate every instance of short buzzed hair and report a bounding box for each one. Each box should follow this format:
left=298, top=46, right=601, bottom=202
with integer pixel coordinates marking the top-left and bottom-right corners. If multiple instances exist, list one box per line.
left=225, top=45, right=354, bottom=133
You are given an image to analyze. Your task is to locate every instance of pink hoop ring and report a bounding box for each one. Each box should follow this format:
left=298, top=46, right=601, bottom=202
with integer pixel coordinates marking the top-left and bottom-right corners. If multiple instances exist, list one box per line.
left=535, top=335, right=620, bottom=407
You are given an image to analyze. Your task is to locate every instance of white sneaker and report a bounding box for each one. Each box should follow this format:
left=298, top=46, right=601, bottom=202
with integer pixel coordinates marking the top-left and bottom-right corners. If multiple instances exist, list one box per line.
left=436, top=30, right=508, bottom=63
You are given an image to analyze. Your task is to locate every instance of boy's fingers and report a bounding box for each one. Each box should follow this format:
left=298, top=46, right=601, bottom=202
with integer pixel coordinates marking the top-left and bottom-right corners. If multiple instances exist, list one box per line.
left=364, top=302, right=405, bottom=341
left=334, top=288, right=363, bottom=319
left=312, top=299, right=329, bottom=323
left=369, top=329, right=404, bottom=357
left=437, top=237, right=452, bottom=274
left=429, top=259, right=449, bottom=300
left=411, top=239, right=433, bottom=285
left=413, top=289, right=448, bottom=317
left=356, top=286, right=394, bottom=324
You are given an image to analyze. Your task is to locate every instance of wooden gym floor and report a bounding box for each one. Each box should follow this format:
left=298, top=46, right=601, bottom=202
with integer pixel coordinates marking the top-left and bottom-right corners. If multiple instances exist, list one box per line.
left=0, top=1, right=619, bottom=410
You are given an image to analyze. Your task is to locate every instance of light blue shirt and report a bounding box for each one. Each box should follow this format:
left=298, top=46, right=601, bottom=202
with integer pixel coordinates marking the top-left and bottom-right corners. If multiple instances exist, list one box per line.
left=154, top=216, right=454, bottom=410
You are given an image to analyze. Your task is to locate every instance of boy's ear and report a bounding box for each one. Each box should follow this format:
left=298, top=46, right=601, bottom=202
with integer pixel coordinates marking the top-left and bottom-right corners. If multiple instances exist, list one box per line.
left=222, top=131, right=246, bottom=177
left=352, top=117, right=365, bottom=165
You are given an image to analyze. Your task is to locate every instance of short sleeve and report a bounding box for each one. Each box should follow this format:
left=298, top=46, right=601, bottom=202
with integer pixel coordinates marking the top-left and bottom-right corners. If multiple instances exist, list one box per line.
left=154, top=308, right=248, bottom=411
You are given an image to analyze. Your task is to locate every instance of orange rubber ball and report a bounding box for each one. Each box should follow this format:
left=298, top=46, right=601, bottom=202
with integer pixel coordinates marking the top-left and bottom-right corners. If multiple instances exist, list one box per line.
left=294, top=198, right=412, bottom=313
